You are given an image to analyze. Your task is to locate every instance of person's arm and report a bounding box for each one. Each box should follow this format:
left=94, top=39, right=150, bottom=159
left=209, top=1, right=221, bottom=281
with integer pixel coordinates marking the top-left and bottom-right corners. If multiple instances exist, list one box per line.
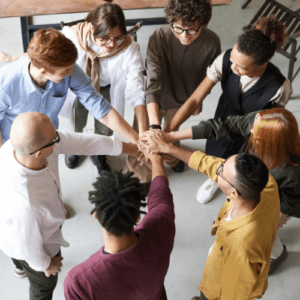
left=44, top=257, right=63, bottom=277
left=69, top=64, right=138, bottom=144
left=123, top=43, right=148, bottom=135
left=121, top=142, right=139, bottom=157
left=269, top=79, right=293, bottom=107
left=134, top=105, right=148, bottom=135
left=0, top=52, right=27, bottom=62
left=147, top=102, right=160, bottom=126
left=164, top=77, right=216, bottom=132
left=100, top=108, right=138, bottom=143
left=149, top=153, right=167, bottom=180
left=144, top=32, right=163, bottom=126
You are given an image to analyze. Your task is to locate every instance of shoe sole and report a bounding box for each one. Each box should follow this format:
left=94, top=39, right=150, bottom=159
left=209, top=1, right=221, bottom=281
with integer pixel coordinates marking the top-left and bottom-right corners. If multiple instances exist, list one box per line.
left=64, top=155, right=79, bottom=169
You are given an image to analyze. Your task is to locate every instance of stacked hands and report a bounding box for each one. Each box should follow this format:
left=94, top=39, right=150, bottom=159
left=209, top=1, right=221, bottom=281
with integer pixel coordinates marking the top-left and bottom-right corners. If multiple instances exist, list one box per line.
left=137, top=129, right=175, bottom=163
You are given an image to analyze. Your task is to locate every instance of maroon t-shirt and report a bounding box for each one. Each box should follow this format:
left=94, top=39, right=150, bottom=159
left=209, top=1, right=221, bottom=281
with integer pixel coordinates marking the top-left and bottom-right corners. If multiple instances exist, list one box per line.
left=64, top=176, right=175, bottom=300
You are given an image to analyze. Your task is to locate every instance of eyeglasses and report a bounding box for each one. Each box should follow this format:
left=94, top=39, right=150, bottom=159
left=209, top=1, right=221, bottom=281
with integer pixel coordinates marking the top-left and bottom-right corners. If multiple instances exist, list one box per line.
left=171, top=24, right=201, bottom=35
left=216, top=163, right=242, bottom=196
left=99, top=35, right=126, bottom=46
left=29, top=131, right=60, bottom=155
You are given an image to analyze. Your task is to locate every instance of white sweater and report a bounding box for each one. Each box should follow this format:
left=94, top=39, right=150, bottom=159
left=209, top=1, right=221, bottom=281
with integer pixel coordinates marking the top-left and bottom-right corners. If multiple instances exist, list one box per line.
left=60, top=26, right=145, bottom=118
left=0, top=131, right=122, bottom=271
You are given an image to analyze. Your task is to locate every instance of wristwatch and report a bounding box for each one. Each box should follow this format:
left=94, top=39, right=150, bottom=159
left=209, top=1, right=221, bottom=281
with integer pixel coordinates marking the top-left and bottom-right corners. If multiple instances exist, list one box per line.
left=149, top=124, right=162, bottom=130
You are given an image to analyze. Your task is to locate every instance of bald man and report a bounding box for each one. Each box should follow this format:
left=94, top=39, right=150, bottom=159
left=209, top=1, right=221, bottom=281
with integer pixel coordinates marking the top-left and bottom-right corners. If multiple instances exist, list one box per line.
left=0, top=112, right=138, bottom=300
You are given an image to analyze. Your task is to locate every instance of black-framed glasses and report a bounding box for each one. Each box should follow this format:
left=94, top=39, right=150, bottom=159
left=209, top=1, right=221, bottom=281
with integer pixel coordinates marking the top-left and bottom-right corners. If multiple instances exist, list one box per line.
left=171, top=24, right=201, bottom=35
left=216, top=163, right=242, bottom=196
left=29, top=131, right=60, bottom=155
left=99, top=35, right=126, bottom=46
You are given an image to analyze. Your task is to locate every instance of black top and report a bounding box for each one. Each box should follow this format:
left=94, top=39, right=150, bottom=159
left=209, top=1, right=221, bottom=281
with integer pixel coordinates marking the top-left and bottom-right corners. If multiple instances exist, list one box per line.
left=206, top=49, right=286, bottom=158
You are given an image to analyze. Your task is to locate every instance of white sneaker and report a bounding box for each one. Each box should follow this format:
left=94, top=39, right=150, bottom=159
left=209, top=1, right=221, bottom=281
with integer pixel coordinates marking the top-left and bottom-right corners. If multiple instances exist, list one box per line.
left=197, top=178, right=218, bottom=204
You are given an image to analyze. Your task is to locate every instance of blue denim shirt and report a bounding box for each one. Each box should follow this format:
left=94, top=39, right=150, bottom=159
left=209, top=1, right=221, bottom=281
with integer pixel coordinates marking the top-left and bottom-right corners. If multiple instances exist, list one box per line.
left=0, top=56, right=111, bottom=142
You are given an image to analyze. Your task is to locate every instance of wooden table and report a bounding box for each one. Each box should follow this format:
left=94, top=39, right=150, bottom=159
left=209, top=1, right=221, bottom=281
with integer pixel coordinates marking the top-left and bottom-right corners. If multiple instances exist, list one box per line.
left=0, top=0, right=232, bottom=51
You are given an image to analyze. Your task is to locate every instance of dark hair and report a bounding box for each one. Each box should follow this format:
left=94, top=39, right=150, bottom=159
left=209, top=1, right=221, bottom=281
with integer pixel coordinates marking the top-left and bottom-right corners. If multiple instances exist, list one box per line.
left=85, top=3, right=127, bottom=38
left=234, top=153, right=269, bottom=201
left=165, top=0, right=212, bottom=27
left=89, top=170, right=147, bottom=236
left=238, top=15, right=288, bottom=65
left=27, top=28, right=78, bottom=73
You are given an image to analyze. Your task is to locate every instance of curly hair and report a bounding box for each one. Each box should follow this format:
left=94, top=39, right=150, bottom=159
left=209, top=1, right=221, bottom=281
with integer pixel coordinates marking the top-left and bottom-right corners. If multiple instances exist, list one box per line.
left=165, top=0, right=212, bottom=27
left=238, top=15, right=288, bottom=65
left=234, top=153, right=269, bottom=201
left=86, top=3, right=127, bottom=38
left=89, top=170, right=147, bottom=236
left=27, top=28, right=78, bottom=73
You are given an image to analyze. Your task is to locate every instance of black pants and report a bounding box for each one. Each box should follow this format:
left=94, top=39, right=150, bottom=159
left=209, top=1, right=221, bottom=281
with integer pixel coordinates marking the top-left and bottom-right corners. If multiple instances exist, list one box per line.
left=200, top=291, right=209, bottom=300
left=12, top=250, right=61, bottom=300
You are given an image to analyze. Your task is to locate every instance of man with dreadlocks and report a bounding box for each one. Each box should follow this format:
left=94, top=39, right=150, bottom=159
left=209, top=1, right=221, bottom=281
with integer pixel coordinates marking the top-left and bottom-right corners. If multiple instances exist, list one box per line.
left=64, top=152, right=175, bottom=299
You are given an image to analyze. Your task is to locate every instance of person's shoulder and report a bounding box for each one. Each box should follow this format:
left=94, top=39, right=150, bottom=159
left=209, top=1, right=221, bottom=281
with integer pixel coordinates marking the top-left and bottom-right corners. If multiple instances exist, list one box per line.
left=149, top=25, right=172, bottom=42
left=201, top=27, right=221, bottom=46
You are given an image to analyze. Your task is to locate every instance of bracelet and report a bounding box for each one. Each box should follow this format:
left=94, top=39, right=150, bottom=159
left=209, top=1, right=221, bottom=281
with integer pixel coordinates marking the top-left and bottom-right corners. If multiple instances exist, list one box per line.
left=149, top=124, right=162, bottom=130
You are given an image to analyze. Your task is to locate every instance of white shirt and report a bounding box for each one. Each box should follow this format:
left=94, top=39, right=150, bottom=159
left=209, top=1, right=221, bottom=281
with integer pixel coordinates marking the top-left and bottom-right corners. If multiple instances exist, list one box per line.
left=207, top=52, right=292, bottom=107
left=0, top=131, right=122, bottom=271
left=60, top=26, right=145, bottom=118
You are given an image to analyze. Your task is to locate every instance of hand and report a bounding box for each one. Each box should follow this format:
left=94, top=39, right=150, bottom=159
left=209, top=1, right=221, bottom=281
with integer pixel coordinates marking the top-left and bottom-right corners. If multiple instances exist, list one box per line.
left=139, top=130, right=171, bottom=154
left=279, top=212, right=288, bottom=228
left=0, top=52, right=14, bottom=62
left=161, top=154, right=175, bottom=163
left=140, top=130, right=174, bottom=144
left=137, top=151, right=150, bottom=166
left=192, top=102, right=203, bottom=116
left=44, top=256, right=63, bottom=277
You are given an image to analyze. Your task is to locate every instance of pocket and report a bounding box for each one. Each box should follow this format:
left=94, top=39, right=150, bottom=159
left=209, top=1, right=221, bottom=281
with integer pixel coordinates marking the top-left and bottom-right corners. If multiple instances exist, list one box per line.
left=46, top=95, right=67, bottom=123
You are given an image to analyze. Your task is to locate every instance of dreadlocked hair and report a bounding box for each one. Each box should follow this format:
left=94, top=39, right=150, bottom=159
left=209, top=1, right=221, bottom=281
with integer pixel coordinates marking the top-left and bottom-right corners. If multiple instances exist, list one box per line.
left=89, top=170, right=147, bottom=236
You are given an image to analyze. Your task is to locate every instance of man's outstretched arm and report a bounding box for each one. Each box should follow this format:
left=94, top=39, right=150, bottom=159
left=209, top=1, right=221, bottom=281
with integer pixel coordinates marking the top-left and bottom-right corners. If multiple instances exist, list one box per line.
left=165, top=77, right=216, bottom=132
left=100, top=108, right=139, bottom=144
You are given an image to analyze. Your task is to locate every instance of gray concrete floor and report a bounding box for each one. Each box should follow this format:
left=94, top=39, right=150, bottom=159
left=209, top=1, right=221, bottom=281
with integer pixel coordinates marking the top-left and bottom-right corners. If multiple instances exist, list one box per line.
left=0, top=0, right=300, bottom=299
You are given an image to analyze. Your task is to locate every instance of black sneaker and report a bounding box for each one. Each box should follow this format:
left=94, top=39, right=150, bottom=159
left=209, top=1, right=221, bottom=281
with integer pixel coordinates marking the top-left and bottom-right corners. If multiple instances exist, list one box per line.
left=65, top=155, right=79, bottom=169
left=91, top=155, right=111, bottom=176
left=269, top=244, right=288, bottom=275
left=171, top=160, right=185, bottom=173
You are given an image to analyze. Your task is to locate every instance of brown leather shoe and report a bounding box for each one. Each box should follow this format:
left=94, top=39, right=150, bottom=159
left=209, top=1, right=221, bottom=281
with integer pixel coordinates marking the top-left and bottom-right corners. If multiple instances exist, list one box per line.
left=191, top=297, right=200, bottom=300
left=269, top=244, right=288, bottom=275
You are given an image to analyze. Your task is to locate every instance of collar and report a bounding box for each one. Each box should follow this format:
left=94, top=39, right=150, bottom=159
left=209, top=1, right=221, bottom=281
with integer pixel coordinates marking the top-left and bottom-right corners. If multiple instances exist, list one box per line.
left=212, top=195, right=264, bottom=234
left=22, top=56, right=41, bottom=95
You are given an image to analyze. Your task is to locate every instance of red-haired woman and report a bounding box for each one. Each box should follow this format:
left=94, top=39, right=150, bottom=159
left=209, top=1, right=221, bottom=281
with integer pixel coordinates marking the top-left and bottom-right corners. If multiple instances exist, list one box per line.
left=159, top=107, right=300, bottom=274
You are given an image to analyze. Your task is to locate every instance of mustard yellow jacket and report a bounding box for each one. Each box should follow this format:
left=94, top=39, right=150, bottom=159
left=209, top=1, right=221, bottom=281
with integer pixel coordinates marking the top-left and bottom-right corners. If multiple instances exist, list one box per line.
left=189, top=151, right=280, bottom=300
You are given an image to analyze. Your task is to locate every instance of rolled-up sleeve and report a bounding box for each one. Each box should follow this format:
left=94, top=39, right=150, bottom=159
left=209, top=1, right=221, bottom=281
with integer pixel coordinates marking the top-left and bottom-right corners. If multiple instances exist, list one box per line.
left=125, top=43, right=145, bottom=108
left=69, top=64, right=111, bottom=120
left=144, top=32, right=162, bottom=107
left=206, top=52, right=225, bottom=84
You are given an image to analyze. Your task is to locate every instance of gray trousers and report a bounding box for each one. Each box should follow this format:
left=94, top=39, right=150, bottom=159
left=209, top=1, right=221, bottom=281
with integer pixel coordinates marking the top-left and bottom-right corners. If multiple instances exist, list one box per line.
left=74, top=85, right=113, bottom=136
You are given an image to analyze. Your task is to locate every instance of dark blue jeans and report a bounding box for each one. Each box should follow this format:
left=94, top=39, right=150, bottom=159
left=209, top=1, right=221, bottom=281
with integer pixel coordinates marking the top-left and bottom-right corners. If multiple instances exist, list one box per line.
left=12, top=250, right=61, bottom=300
